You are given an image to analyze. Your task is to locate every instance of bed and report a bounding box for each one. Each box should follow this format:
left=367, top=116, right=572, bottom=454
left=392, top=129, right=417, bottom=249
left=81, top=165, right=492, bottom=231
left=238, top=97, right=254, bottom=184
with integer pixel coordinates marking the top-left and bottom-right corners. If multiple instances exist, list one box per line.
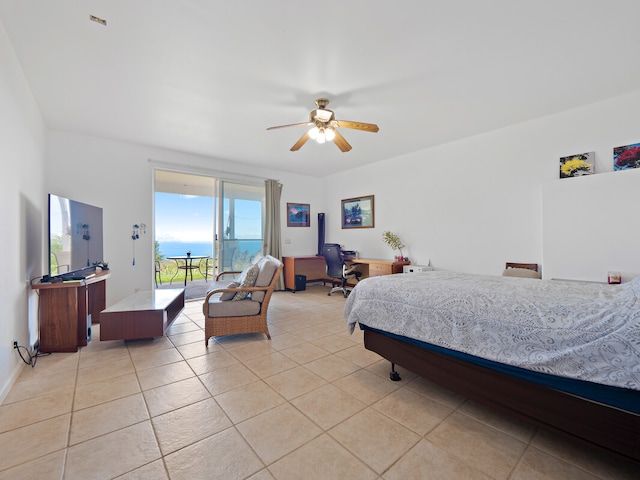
left=344, top=270, right=640, bottom=463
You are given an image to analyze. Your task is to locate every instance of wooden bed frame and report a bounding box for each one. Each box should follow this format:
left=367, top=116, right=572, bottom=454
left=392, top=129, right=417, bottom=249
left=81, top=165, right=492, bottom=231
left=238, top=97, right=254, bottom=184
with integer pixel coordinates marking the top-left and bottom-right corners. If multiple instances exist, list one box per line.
left=364, top=328, right=640, bottom=463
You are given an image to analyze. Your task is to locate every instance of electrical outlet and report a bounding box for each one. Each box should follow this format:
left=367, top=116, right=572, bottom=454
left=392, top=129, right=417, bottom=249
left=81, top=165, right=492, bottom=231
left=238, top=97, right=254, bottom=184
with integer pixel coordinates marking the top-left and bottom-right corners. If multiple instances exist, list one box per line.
left=13, top=341, right=18, bottom=349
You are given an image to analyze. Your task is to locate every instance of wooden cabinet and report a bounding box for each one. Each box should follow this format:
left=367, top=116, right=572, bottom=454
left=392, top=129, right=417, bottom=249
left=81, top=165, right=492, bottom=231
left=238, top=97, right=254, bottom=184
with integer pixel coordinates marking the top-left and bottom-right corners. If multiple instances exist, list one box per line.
left=31, top=271, right=110, bottom=352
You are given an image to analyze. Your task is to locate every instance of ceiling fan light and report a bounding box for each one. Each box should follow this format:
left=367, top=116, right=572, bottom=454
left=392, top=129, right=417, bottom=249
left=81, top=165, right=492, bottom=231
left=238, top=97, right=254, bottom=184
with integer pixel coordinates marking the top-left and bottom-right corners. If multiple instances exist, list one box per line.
left=308, top=126, right=319, bottom=140
left=316, top=130, right=326, bottom=144
left=324, top=127, right=336, bottom=142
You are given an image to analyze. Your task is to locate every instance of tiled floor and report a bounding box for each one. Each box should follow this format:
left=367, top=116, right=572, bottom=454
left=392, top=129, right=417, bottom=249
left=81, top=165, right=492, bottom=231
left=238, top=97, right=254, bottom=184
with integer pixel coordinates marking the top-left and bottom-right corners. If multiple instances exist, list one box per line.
left=1, top=285, right=638, bottom=480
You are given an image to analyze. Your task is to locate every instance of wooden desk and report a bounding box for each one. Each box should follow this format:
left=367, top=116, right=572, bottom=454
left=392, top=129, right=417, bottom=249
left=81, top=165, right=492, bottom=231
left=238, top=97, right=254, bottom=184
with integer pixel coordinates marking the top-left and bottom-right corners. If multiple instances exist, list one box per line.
left=282, top=256, right=328, bottom=291
left=349, top=258, right=410, bottom=279
left=31, top=270, right=110, bottom=352
left=282, top=256, right=410, bottom=290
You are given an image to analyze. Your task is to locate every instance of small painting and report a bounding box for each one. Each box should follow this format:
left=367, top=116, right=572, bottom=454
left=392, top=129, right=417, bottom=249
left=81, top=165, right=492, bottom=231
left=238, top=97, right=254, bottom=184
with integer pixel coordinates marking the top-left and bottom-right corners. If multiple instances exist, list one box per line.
left=613, top=143, right=640, bottom=171
left=559, top=151, right=594, bottom=178
left=341, top=195, right=375, bottom=229
left=286, top=203, right=310, bottom=227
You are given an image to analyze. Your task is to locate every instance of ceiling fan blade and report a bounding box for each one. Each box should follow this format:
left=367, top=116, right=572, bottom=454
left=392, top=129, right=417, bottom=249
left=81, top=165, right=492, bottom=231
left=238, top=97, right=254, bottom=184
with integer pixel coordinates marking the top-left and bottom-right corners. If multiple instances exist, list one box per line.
left=290, top=132, right=311, bottom=151
left=266, top=122, right=313, bottom=131
left=333, top=120, right=379, bottom=133
left=332, top=129, right=352, bottom=152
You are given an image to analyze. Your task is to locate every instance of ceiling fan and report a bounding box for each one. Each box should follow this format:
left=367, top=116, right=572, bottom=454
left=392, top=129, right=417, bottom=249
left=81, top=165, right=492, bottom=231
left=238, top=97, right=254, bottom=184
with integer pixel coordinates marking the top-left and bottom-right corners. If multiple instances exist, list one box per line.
left=266, top=98, right=379, bottom=152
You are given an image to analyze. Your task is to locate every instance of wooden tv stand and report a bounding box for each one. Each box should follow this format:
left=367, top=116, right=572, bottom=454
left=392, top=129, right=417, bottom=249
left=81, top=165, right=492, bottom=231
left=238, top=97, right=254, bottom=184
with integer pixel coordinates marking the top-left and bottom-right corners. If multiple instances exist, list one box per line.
left=31, top=270, right=110, bottom=353
left=99, top=289, right=185, bottom=341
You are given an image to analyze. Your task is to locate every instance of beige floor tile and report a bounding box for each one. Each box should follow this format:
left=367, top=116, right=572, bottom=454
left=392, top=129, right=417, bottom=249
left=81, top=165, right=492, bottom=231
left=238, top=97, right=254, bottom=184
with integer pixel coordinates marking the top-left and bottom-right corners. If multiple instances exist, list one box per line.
left=198, top=363, right=259, bottom=396
left=458, top=399, right=537, bottom=443
left=116, top=459, right=169, bottom=479
left=79, top=343, right=131, bottom=368
left=269, top=433, right=378, bottom=480
left=280, top=342, right=330, bottom=364
left=186, top=348, right=239, bottom=375
left=333, top=368, right=401, bottom=405
left=76, top=355, right=135, bottom=385
left=167, top=329, right=203, bottom=346
left=0, top=388, right=73, bottom=433
left=372, top=386, right=454, bottom=436
left=262, top=365, right=327, bottom=400
left=143, top=376, right=210, bottom=417
left=174, top=339, right=217, bottom=360
left=304, top=354, right=361, bottom=382
left=383, top=439, right=493, bottom=480
left=69, top=393, right=149, bottom=445
left=0, top=450, right=65, bottom=480
left=334, top=343, right=382, bottom=368
left=215, top=380, right=285, bottom=424
left=19, top=351, right=78, bottom=376
left=65, top=421, right=160, bottom=480
left=226, top=340, right=278, bottom=362
left=152, top=397, right=232, bottom=455
left=247, top=469, right=276, bottom=480
left=126, top=336, right=174, bottom=355
left=164, top=427, right=263, bottom=480
left=166, top=320, right=201, bottom=335
left=3, top=369, right=76, bottom=405
left=136, top=360, right=195, bottom=391
left=0, top=414, right=70, bottom=471
left=309, top=333, right=358, bottom=353
left=329, top=407, right=420, bottom=475
left=243, top=351, right=298, bottom=377
left=291, top=383, right=367, bottom=430
left=510, top=446, right=601, bottom=480
left=531, top=429, right=640, bottom=480
left=237, top=403, right=322, bottom=464
left=73, top=372, right=140, bottom=410
left=130, top=346, right=184, bottom=371
left=268, top=332, right=307, bottom=351
left=294, top=323, right=336, bottom=342
left=404, top=376, right=467, bottom=409
left=428, top=411, right=527, bottom=479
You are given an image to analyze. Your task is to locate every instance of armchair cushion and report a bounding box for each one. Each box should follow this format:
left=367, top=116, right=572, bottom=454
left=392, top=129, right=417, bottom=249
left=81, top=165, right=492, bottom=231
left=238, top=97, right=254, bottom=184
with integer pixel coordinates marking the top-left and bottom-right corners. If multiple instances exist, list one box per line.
left=219, top=282, right=239, bottom=301
left=251, top=256, right=279, bottom=302
left=233, top=263, right=260, bottom=301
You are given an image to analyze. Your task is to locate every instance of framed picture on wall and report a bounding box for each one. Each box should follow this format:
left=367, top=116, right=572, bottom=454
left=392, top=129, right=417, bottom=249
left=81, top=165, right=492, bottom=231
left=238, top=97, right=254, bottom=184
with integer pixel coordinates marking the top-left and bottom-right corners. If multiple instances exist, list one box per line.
left=559, top=151, right=594, bottom=178
left=613, top=142, right=640, bottom=170
left=286, top=203, right=310, bottom=227
left=341, top=195, right=375, bottom=229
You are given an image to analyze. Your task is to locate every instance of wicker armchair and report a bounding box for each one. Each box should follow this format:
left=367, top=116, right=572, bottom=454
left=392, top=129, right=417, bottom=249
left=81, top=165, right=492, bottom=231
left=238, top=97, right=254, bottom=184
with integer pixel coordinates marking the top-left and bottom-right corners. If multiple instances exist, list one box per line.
left=203, top=255, right=283, bottom=345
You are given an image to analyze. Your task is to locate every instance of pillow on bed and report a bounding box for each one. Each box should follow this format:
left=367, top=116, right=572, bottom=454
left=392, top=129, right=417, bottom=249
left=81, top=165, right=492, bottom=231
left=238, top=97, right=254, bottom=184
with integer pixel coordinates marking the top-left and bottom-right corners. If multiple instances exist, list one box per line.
left=232, top=263, right=260, bottom=300
left=219, top=282, right=240, bottom=301
left=502, top=268, right=541, bottom=279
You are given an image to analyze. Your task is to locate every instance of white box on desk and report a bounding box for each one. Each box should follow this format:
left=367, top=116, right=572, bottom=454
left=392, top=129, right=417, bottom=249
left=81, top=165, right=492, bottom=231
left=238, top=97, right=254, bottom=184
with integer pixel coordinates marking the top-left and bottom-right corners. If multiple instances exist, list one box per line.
left=403, top=265, right=433, bottom=273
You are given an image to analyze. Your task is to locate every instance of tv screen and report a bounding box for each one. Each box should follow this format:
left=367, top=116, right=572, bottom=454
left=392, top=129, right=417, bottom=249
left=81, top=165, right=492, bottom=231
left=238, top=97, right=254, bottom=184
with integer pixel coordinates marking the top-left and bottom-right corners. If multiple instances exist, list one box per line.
left=48, top=194, right=104, bottom=277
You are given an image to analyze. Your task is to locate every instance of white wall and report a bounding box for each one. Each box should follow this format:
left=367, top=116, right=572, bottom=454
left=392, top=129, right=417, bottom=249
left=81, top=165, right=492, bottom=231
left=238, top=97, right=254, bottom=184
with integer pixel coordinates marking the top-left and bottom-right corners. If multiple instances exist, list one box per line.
left=324, top=91, right=640, bottom=281
left=45, top=131, right=324, bottom=305
left=0, top=20, right=46, bottom=401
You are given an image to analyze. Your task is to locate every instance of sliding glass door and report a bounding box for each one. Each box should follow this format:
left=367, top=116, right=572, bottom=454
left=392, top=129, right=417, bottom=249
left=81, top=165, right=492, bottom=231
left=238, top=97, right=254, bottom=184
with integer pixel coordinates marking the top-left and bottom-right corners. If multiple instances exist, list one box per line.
left=154, top=171, right=264, bottom=291
left=218, top=181, right=264, bottom=272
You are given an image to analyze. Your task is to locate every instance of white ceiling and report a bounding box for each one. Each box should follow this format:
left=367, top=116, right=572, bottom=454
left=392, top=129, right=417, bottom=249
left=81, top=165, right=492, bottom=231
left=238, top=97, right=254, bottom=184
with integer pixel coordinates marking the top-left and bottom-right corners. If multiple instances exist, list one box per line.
left=2, top=1, right=640, bottom=177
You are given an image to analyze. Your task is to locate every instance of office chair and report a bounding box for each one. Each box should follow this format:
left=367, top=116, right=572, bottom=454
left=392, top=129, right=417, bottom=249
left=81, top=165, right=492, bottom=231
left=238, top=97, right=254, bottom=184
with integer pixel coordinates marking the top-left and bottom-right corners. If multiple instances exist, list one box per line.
left=322, top=243, right=362, bottom=297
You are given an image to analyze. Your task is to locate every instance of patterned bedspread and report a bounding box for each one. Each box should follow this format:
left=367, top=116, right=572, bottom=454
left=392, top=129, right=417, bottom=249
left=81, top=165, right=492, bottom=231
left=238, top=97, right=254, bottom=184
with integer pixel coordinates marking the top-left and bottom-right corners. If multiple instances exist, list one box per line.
left=344, top=271, right=640, bottom=390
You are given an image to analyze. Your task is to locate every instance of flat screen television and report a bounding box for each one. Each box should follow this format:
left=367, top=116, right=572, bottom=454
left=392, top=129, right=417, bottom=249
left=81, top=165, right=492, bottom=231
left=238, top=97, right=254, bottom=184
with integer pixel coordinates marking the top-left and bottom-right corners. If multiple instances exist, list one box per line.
left=48, top=193, right=104, bottom=278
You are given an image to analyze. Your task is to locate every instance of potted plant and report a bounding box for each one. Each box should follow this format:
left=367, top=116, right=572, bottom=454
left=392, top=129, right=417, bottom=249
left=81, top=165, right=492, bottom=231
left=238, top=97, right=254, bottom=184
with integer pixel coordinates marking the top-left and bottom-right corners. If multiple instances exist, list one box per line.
left=382, top=231, right=405, bottom=260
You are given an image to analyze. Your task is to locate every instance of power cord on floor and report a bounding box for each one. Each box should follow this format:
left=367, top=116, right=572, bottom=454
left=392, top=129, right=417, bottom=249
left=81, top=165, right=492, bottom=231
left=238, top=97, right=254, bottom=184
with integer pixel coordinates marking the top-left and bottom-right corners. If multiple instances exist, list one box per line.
left=14, top=341, right=49, bottom=367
